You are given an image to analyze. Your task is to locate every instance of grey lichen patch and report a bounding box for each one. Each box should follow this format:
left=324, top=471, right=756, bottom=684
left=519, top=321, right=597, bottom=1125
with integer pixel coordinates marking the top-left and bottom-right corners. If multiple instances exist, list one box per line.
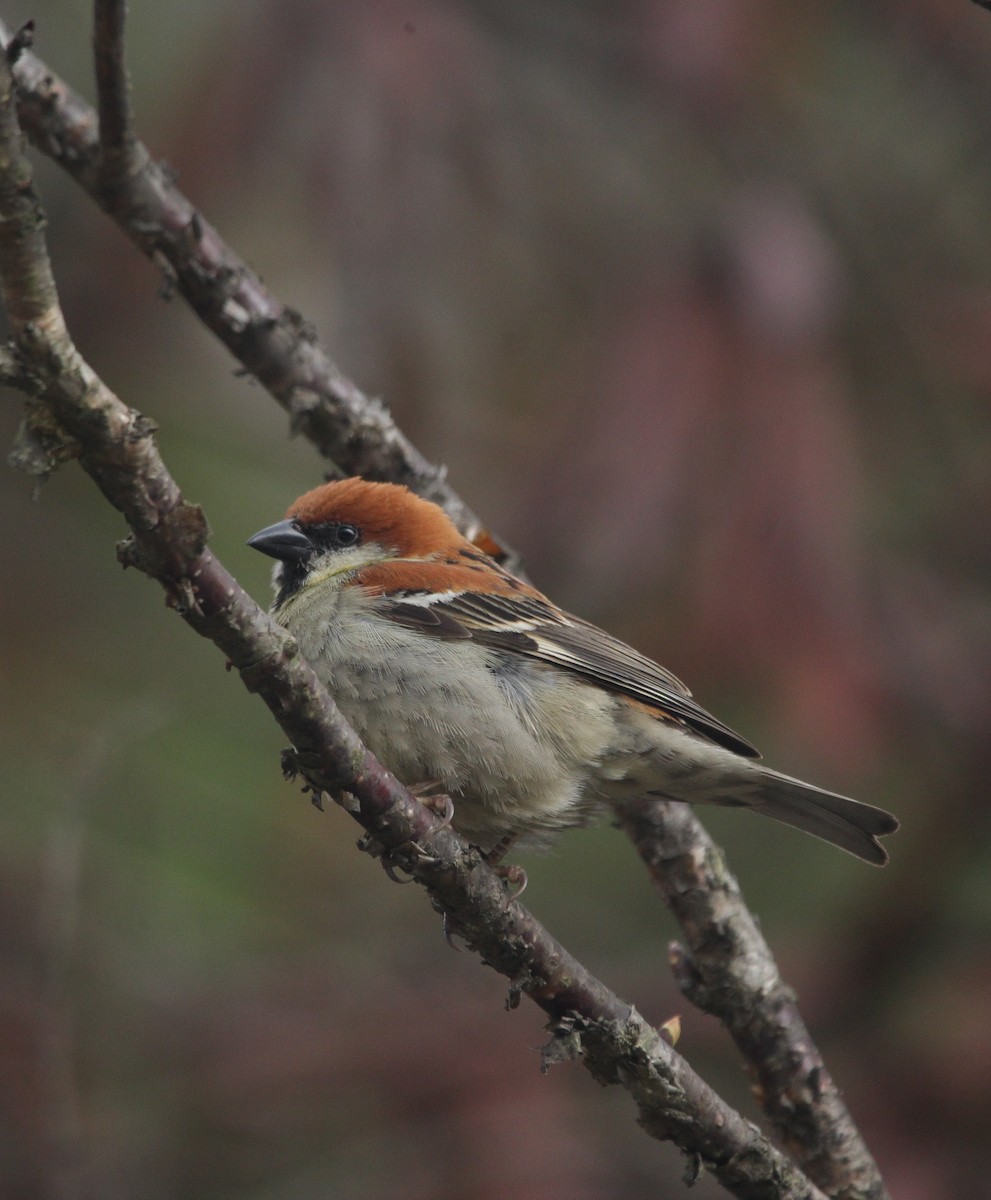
left=287, top=386, right=323, bottom=435
left=114, top=502, right=209, bottom=579
left=161, top=502, right=210, bottom=559
left=8, top=400, right=80, bottom=480
left=540, top=1018, right=584, bottom=1074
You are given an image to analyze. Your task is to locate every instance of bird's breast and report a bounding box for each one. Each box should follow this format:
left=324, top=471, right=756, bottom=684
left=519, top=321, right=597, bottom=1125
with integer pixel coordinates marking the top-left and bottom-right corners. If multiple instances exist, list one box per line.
left=276, top=588, right=619, bottom=846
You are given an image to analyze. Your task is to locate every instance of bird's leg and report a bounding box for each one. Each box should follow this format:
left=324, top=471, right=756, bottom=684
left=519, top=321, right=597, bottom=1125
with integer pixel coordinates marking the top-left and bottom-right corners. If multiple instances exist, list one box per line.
left=485, top=833, right=517, bottom=866
left=395, top=782, right=455, bottom=866
left=408, top=778, right=443, bottom=797
left=397, top=783, right=454, bottom=864
left=484, top=835, right=527, bottom=901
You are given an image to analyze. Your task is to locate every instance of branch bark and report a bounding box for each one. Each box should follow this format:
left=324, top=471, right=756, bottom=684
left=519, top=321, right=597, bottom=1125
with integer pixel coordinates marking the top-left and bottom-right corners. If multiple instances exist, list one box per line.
left=92, top=0, right=139, bottom=188
left=0, top=38, right=826, bottom=1200
left=617, top=799, right=888, bottom=1200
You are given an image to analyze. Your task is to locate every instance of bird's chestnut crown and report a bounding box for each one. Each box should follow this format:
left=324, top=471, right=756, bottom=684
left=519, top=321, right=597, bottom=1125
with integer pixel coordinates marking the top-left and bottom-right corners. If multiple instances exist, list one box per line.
left=248, top=477, right=471, bottom=605
left=286, top=477, right=463, bottom=559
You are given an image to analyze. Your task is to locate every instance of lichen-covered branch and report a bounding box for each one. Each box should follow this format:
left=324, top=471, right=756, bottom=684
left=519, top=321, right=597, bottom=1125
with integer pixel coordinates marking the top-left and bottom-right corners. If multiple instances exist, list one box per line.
left=0, top=37, right=826, bottom=1199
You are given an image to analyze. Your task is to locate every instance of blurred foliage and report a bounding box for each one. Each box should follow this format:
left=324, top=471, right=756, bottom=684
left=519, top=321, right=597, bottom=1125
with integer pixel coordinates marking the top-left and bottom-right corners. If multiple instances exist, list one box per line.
left=2, top=1, right=991, bottom=1197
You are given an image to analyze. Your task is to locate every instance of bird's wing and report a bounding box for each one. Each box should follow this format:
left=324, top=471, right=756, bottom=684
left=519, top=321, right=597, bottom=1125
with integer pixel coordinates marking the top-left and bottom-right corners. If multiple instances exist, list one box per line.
left=369, top=571, right=760, bottom=759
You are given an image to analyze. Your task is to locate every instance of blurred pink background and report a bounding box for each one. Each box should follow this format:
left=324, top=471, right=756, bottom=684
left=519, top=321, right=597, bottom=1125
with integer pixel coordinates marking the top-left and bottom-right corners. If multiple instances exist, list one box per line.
left=2, top=2, right=990, bottom=1197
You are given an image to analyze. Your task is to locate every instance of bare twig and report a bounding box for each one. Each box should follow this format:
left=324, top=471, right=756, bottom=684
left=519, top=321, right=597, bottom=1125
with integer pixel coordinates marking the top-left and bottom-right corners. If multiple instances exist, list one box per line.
left=618, top=800, right=889, bottom=1200
left=0, top=49, right=827, bottom=1199
left=92, top=0, right=140, bottom=187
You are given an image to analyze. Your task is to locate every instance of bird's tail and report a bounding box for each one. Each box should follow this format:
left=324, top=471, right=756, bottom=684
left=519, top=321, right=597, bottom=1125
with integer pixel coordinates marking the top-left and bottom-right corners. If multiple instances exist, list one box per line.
left=749, top=768, right=898, bottom=865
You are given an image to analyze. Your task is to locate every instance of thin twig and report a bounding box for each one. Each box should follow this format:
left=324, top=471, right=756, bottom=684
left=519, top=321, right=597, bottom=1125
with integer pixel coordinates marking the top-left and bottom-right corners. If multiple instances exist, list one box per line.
left=92, top=0, right=138, bottom=185
left=617, top=799, right=890, bottom=1200
left=0, top=49, right=826, bottom=1200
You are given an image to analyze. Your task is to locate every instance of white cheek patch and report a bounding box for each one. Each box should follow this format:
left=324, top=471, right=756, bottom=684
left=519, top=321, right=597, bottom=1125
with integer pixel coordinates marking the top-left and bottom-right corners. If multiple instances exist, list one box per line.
left=304, top=542, right=392, bottom=587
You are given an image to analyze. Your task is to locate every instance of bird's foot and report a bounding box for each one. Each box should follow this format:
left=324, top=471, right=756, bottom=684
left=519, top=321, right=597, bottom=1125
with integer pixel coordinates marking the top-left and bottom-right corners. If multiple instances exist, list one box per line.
left=408, top=781, right=455, bottom=830
left=493, top=862, right=527, bottom=903
left=419, top=791, right=455, bottom=830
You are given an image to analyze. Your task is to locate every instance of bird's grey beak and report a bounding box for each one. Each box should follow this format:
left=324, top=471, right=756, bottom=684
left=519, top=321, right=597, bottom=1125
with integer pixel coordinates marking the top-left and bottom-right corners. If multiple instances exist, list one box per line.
left=247, top=519, right=314, bottom=562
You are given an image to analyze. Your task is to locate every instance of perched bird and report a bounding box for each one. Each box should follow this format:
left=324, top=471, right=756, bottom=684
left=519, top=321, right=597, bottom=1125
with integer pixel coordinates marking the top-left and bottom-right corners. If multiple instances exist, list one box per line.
left=248, top=478, right=898, bottom=864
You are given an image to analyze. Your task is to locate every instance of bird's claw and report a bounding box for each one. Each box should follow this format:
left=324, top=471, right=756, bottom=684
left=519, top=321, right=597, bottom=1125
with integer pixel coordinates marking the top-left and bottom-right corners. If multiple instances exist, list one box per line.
left=442, top=912, right=467, bottom=951
left=494, top=862, right=528, bottom=903
left=409, top=783, right=455, bottom=831
left=379, top=836, right=442, bottom=884
left=382, top=859, right=415, bottom=884
left=421, top=793, right=454, bottom=829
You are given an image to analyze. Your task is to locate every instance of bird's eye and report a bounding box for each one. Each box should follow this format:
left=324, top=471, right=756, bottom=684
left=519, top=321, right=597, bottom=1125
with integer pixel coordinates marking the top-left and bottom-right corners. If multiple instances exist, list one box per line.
left=336, top=523, right=360, bottom=547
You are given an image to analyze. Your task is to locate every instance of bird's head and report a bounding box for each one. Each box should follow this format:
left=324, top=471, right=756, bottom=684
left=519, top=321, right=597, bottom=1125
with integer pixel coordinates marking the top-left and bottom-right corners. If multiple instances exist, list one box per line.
left=248, top=477, right=466, bottom=607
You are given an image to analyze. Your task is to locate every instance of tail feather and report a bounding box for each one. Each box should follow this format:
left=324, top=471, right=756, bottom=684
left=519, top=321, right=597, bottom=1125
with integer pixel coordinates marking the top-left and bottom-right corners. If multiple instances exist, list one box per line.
left=752, top=769, right=899, bottom=866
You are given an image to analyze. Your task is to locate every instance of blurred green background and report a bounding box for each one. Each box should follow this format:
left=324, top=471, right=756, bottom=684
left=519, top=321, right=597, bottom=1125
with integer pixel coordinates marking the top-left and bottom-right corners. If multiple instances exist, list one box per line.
left=2, top=2, right=990, bottom=1197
